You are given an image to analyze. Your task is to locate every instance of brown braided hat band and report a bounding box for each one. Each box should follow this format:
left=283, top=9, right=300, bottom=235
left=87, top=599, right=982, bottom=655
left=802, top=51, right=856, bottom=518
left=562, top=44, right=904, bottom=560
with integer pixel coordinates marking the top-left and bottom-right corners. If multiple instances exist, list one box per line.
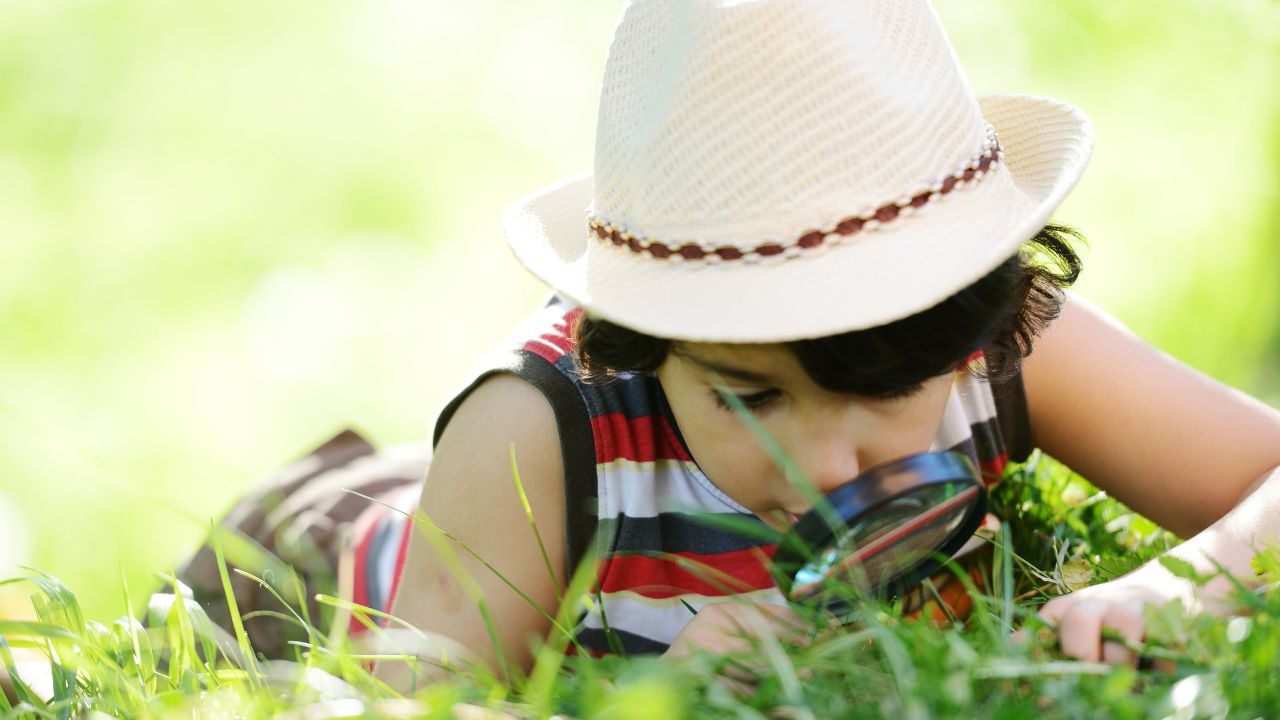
left=588, top=128, right=1002, bottom=264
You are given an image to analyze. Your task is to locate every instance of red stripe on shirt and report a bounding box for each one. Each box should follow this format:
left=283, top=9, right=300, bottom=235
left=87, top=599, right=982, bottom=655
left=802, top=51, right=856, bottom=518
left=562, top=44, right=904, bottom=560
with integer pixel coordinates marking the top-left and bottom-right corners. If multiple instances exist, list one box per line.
left=540, top=328, right=575, bottom=355
left=562, top=307, right=584, bottom=331
left=591, top=413, right=693, bottom=464
left=654, top=414, right=693, bottom=462
left=523, top=337, right=568, bottom=364
left=521, top=309, right=581, bottom=363
left=348, top=506, right=387, bottom=634
left=979, top=452, right=1007, bottom=486
left=596, top=546, right=777, bottom=599
left=385, top=517, right=415, bottom=616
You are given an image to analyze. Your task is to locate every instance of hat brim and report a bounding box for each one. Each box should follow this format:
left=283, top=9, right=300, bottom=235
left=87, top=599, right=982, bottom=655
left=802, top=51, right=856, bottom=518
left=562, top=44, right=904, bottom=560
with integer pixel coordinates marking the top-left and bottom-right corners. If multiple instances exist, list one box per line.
left=503, top=94, right=1093, bottom=343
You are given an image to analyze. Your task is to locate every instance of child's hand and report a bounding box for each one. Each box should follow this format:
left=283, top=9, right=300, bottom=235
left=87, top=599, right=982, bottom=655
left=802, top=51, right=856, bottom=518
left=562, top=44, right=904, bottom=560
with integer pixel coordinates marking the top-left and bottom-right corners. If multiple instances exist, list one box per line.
left=663, top=601, right=811, bottom=695
left=1036, top=558, right=1231, bottom=666
left=664, top=601, right=809, bottom=659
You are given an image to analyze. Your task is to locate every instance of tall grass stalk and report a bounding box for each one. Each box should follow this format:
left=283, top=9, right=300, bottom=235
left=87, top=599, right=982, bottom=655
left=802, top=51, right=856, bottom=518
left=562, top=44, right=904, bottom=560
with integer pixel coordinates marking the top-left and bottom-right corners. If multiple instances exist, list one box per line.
left=210, top=525, right=261, bottom=689
left=707, top=374, right=843, bottom=535
left=510, top=443, right=560, bottom=604
left=523, top=541, right=602, bottom=716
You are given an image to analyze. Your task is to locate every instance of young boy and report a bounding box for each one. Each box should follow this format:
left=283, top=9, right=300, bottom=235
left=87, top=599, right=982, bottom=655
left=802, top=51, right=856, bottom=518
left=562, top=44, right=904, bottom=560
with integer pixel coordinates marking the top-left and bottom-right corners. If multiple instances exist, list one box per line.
left=176, top=0, right=1280, bottom=690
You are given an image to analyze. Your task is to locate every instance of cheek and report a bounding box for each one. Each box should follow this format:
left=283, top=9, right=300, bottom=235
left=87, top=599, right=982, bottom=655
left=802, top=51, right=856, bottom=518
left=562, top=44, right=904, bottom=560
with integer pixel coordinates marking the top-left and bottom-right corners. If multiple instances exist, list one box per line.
left=692, top=432, right=783, bottom=509
left=682, top=405, right=770, bottom=468
left=665, top=398, right=784, bottom=506
left=891, top=377, right=959, bottom=446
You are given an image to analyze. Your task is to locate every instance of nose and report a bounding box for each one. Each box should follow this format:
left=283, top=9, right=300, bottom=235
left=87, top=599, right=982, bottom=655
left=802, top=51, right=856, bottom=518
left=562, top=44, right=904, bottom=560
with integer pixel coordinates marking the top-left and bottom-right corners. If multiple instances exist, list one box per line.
left=793, top=429, right=862, bottom=496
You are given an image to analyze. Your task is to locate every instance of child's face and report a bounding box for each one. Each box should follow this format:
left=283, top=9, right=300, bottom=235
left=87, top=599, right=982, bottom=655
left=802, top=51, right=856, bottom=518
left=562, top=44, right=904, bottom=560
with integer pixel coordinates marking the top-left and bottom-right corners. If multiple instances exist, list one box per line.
left=656, top=342, right=955, bottom=532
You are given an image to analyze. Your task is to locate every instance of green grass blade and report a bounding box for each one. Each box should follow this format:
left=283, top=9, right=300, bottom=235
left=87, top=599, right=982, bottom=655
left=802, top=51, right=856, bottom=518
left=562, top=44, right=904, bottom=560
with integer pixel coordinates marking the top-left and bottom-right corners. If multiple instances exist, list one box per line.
left=0, top=637, right=51, bottom=716
left=159, top=572, right=202, bottom=690
left=313, top=594, right=500, bottom=692
left=0, top=623, right=79, bottom=644
left=1, top=703, right=57, bottom=720
left=231, top=568, right=323, bottom=648
left=45, top=643, right=75, bottom=719
left=117, top=561, right=150, bottom=694
left=706, top=375, right=843, bottom=535
left=475, top=601, right=512, bottom=687
left=594, top=589, right=626, bottom=657
left=509, top=443, right=560, bottom=602
left=208, top=522, right=261, bottom=688
left=524, top=538, right=601, bottom=714
left=16, top=570, right=83, bottom=636
left=999, top=522, right=1014, bottom=633
left=326, top=523, right=355, bottom=655
left=290, top=571, right=319, bottom=671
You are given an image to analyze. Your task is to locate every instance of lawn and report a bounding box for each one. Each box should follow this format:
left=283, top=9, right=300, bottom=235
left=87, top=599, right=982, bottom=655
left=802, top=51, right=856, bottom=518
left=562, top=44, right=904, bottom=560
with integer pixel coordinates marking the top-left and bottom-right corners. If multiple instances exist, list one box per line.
left=4, top=455, right=1279, bottom=718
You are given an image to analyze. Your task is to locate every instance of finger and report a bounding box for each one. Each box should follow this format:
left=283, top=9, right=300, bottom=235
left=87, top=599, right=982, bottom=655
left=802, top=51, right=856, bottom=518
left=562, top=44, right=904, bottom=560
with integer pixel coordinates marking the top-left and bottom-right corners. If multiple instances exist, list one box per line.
left=1100, top=601, right=1144, bottom=667
left=1037, top=596, right=1069, bottom=626
left=1100, top=640, right=1132, bottom=666
left=712, top=673, right=757, bottom=700
left=1056, top=599, right=1107, bottom=662
left=1014, top=610, right=1060, bottom=649
left=1009, top=627, right=1028, bottom=647
left=667, top=602, right=805, bottom=658
left=733, top=605, right=804, bottom=653
left=741, top=603, right=810, bottom=648
left=757, top=603, right=807, bottom=632
left=720, top=654, right=763, bottom=685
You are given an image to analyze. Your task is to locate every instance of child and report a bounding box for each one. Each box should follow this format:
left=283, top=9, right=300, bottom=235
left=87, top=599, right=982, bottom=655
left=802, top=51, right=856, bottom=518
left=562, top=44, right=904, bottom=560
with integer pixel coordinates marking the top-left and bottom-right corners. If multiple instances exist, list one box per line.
left=176, top=0, right=1280, bottom=688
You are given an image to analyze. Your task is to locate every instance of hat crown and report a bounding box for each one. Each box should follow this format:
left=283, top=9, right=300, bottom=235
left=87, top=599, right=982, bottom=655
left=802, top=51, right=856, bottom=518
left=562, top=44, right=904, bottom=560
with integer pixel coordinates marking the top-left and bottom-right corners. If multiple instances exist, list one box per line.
left=592, top=0, right=988, bottom=247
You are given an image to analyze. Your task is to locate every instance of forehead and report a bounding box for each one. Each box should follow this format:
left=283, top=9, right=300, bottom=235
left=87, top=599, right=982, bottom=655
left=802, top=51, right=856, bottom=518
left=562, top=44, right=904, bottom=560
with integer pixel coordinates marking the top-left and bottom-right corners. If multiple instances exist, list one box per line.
left=676, top=341, right=786, bottom=364
left=671, top=341, right=805, bottom=384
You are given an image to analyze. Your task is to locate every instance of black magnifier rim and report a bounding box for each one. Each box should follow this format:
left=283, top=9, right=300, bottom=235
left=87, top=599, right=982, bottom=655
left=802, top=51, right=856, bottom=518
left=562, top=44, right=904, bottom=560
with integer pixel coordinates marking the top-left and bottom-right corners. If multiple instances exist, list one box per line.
left=772, top=450, right=988, bottom=607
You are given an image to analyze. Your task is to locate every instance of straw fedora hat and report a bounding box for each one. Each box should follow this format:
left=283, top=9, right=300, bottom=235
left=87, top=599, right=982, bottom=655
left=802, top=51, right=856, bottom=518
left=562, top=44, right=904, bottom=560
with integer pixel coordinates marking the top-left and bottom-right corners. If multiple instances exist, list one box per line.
left=503, top=0, right=1093, bottom=343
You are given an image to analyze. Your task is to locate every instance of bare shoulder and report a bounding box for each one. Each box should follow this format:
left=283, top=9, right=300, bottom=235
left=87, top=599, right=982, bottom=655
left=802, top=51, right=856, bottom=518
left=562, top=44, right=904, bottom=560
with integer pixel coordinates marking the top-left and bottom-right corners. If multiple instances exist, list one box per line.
left=1021, top=293, right=1280, bottom=537
left=434, top=373, right=564, bottom=469
left=378, top=372, right=567, bottom=685
left=427, top=373, right=566, bottom=540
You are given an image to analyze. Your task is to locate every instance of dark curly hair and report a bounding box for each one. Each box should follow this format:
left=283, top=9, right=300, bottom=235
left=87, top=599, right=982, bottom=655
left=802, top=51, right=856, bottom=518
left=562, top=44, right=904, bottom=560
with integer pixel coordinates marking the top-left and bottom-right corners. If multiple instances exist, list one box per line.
left=574, top=224, right=1083, bottom=396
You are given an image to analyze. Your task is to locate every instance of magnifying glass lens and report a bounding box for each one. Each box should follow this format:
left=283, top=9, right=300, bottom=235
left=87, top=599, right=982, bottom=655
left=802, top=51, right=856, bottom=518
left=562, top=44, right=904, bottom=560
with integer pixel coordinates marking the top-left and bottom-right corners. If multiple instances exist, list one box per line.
left=789, top=481, right=981, bottom=601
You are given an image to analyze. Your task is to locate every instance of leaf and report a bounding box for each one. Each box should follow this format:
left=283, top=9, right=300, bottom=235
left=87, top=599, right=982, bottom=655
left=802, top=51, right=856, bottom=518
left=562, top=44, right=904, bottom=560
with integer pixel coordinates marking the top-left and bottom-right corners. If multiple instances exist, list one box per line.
left=1249, top=544, right=1280, bottom=581
left=1143, top=598, right=1192, bottom=647
left=1059, top=559, right=1093, bottom=591
left=1159, top=556, right=1213, bottom=587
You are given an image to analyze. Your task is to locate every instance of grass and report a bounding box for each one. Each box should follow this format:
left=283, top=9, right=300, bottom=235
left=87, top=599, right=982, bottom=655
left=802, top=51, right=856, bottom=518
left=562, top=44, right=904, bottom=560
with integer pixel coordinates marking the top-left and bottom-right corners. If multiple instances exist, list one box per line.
left=3, top=0, right=1279, bottom=627
left=3, top=453, right=1280, bottom=719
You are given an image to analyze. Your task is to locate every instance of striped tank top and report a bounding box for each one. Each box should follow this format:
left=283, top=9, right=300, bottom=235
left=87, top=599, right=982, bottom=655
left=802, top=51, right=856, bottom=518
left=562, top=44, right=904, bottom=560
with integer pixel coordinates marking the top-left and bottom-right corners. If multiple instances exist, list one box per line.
left=358, top=298, right=1032, bottom=654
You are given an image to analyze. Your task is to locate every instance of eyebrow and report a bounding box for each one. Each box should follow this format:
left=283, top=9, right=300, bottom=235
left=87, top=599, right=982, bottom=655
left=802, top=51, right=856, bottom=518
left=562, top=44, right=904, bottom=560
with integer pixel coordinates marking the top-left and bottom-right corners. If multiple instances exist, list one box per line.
left=675, top=350, right=776, bottom=386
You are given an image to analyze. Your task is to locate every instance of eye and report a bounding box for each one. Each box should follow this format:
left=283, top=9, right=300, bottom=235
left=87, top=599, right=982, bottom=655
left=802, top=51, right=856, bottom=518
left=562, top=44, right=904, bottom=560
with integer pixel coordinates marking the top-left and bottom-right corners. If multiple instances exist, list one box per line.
left=713, top=388, right=782, bottom=413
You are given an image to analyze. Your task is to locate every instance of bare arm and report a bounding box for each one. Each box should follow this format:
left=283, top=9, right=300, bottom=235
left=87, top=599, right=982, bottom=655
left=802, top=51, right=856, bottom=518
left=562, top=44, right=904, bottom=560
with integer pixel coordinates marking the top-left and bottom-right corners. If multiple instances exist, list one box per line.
left=1022, top=293, right=1280, bottom=538
left=373, top=374, right=567, bottom=689
left=1020, top=293, right=1280, bottom=664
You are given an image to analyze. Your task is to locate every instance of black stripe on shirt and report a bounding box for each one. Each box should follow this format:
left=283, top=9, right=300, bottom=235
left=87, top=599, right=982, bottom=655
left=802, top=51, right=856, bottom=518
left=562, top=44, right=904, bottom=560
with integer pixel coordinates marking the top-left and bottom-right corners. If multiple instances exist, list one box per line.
left=600, top=511, right=777, bottom=557
left=576, top=625, right=672, bottom=656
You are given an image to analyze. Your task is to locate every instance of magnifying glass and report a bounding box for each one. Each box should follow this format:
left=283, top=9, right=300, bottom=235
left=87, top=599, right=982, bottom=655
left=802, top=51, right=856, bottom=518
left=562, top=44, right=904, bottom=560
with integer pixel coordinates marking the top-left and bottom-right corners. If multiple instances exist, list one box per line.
left=771, top=451, right=988, bottom=617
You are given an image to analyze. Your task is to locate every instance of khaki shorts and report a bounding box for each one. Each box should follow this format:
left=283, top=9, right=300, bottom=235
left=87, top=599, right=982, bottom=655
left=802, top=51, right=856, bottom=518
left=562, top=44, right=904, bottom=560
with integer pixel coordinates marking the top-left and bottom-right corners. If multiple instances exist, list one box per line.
left=163, top=430, right=428, bottom=659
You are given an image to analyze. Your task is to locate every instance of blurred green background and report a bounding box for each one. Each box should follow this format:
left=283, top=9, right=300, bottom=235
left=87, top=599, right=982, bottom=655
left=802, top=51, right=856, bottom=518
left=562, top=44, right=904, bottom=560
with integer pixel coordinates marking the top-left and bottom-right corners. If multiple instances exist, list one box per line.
left=1, top=0, right=1278, bottom=622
